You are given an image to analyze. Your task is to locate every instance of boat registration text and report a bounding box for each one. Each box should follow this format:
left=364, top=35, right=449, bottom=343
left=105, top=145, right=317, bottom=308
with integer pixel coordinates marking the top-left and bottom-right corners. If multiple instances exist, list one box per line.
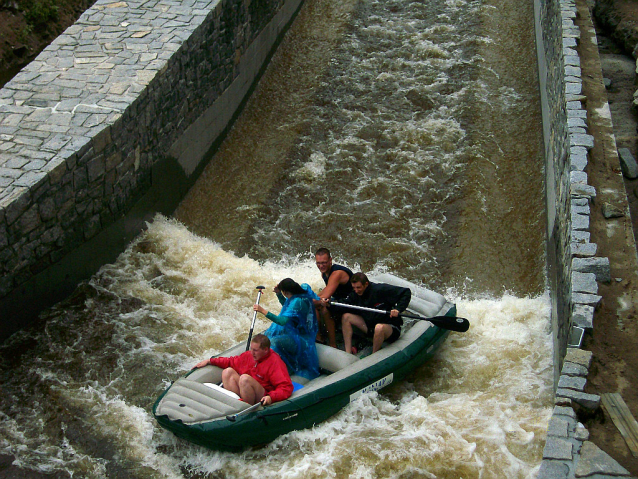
left=349, top=374, right=394, bottom=402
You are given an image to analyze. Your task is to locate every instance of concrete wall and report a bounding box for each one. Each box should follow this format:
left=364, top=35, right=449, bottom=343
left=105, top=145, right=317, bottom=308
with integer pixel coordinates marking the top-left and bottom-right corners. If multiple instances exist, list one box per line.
left=0, top=0, right=304, bottom=341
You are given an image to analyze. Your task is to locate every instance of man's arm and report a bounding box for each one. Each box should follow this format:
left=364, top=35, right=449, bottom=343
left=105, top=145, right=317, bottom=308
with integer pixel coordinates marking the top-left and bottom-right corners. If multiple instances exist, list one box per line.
left=319, top=270, right=350, bottom=299
left=393, top=286, right=411, bottom=312
left=265, top=358, right=294, bottom=402
left=209, top=351, right=248, bottom=371
left=209, top=356, right=233, bottom=369
left=373, top=283, right=411, bottom=317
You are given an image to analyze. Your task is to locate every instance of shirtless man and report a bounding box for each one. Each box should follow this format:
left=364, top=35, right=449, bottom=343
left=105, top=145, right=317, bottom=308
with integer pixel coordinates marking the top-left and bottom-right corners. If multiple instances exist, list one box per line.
left=314, top=247, right=353, bottom=348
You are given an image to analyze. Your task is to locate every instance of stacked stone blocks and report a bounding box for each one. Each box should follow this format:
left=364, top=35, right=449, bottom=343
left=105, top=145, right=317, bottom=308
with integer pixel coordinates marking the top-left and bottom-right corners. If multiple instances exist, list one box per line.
left=537, top=0, right=633, bottom=476
left=537, top=0, right=574, bottom=374
left=0, top=0, right=289, bottom=315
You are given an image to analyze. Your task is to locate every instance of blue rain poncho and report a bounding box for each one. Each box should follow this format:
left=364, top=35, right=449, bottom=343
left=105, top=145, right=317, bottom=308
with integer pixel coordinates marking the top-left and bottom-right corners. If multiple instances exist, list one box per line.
left=264, top=284, right=320, bottom=381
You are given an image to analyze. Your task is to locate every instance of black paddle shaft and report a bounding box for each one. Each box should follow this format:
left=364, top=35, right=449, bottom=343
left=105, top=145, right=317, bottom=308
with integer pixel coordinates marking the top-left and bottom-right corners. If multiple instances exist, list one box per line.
left=246, top=286, right=266, bottom=351
left=329, top=301, right=470, bottom=333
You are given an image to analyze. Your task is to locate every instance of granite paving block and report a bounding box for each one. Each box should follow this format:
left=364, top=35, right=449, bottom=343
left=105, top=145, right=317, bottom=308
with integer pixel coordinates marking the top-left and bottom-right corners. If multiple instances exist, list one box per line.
left=571, top=292, right=601, bottom=307
left=561, top=361, right=589, bottom=376
left=571, top=183, right=596, bottom=198
left=565, top=348, right=593, bottom=368
left=554, top=405, right=577, bottom=419
left=572, top=272, right=598, bottom=294
left=572, top=213, right=590, bottom=231
left=537, top=460, right=570, bottom=479
left=571, top=242, right=597, bottom=257
left=556, top=389, right=600, bottom=410
left=544, top=437, right=574, bottom=460
left=618, top=147, right=638, bottom=179
left=572, top=257, right=611, bottom=283
left=571, top=230, right=590, bottom=243
left=572, top=303, right=594, bottom=329
left=558, top=375, right=586, bottom=391
left=548, top=416, right=571, bottom=437
left=575, top=441, right=631, bottom=477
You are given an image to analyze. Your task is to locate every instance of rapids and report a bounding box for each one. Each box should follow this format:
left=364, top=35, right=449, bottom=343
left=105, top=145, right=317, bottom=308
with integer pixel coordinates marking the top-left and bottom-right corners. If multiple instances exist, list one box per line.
left=0, top=0, right=552, bottom=476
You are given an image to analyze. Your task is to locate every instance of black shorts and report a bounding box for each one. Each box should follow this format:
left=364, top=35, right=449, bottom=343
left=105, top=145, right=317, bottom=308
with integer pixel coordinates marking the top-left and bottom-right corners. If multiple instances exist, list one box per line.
left=363, top=321, right=401, bottom=343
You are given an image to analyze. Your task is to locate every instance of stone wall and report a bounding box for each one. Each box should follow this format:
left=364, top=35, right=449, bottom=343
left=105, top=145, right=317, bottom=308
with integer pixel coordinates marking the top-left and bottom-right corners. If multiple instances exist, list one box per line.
left=0, top=0, right=632, bottom=473
left=535, top=0, right=634, bottom=476
left=535, top=0, right=574, bottom=387
left=0, top=0, right=304, bottom=340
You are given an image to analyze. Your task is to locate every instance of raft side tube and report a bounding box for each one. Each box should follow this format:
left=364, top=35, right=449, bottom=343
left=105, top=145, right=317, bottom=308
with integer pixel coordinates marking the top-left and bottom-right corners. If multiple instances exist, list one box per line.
left=370, top=273, right=447, bottom=313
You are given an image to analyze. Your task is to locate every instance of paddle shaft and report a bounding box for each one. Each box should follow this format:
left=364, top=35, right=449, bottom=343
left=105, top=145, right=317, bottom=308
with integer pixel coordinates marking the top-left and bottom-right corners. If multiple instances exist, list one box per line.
left=226, top=401, right=262, bottom=422
left=246, top=286, right=265, bottom=351
left=330, top=301, right=470, bottom=333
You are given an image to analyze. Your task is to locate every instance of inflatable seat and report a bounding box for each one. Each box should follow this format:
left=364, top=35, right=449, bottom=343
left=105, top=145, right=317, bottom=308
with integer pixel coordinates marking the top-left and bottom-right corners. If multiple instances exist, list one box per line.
left=316, top=343, right=359, bottom=373
left=155, top=377, right=251, bottom=424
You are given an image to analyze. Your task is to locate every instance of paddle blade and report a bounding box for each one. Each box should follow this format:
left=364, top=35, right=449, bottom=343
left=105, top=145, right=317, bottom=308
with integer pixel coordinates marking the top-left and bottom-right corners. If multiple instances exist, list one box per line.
left=401, top=313, right=470, bottom=332
left=428, top=315, right=470, bottom=332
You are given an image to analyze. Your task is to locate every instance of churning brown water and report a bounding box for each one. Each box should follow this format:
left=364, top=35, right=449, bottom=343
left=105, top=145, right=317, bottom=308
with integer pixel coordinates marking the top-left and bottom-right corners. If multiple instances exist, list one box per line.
left=0, top=0, right=551, bottom=477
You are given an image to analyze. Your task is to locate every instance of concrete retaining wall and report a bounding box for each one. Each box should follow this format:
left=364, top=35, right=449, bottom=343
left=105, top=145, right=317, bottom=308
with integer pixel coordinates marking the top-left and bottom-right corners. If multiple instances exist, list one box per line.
left=0, top=0, right=304, bottom=340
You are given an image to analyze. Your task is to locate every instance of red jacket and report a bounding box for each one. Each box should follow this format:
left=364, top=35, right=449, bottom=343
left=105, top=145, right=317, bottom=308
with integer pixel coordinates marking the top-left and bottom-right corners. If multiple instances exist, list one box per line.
left=210, top=349, right=293, bottom=403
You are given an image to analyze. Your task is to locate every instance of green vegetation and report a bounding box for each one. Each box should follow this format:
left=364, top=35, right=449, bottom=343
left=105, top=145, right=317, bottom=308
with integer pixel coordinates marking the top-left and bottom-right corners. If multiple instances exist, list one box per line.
left=23, top=0, right=59, bottom=29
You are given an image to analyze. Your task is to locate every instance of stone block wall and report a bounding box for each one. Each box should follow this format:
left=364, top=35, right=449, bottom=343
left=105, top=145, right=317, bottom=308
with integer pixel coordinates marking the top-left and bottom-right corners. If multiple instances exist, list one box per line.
left=535, top=0, right=634, bottom=476
left=535, top=0, right=573, bottom=385
left=0, top=0, right=304, bottom=340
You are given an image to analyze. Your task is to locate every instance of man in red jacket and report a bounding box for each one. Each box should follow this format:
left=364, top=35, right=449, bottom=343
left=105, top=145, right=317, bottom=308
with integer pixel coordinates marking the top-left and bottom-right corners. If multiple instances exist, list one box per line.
left=194, top=333, right=293, bottom=405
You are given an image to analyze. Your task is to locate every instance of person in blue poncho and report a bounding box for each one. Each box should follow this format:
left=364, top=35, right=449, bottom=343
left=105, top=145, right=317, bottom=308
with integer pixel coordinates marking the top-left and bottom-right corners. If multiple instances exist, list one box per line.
left=252, top=278, right=320, bottom=381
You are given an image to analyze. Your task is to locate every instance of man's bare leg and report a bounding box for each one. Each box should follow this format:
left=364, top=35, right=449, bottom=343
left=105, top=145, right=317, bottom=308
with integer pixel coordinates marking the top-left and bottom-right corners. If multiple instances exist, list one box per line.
left=321, top=308, right=337, bottom=348
left=372, top=323, right=393, bottom=353
left=314, top=304, right=326, bottom=343
left=238, top=374, right=266, bottom=404
left=315, top=303, right=337, bottom=348
left=221, top=367, right=241, bottom=395
left=342, top=313, right=368, bottom=355
left=325, top=315, right=337, bottom=348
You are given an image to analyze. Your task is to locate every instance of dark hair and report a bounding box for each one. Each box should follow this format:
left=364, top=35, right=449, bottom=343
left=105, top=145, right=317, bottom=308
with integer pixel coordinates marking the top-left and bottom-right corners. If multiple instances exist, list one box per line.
left=251, top=333, right=270, bottom=349
left=277, top=278, right=306, bottom=296
left=351, top=272, right=369, bottom=285
left=314, top=247, right=331, bottom=258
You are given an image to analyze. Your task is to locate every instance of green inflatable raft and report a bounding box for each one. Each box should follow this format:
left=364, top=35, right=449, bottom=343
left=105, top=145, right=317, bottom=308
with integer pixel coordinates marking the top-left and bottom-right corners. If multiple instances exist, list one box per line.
left=152, top=273, right=459, bottom=451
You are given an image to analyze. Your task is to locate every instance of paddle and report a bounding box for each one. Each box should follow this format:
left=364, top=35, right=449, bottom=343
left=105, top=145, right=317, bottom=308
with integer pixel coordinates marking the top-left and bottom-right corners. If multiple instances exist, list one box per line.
left=246, top=286, right=266, bottom=351
left=330, top=301, right=470, bottom=333
left=226, top=402, right=262, bottom=422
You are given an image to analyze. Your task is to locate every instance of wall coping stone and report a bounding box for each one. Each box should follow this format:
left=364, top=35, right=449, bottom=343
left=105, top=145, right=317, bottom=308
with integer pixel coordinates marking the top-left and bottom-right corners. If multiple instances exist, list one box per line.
left=573, top=256, right=611, bottom=282
left=572, top=271, right=598, bottom=294
left=571, top=292, right=602, bottom=307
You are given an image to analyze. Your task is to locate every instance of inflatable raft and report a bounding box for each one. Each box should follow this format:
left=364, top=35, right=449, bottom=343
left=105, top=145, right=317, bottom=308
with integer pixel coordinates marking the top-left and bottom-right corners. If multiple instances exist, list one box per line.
left=152, top=273, right=457, bottom=451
